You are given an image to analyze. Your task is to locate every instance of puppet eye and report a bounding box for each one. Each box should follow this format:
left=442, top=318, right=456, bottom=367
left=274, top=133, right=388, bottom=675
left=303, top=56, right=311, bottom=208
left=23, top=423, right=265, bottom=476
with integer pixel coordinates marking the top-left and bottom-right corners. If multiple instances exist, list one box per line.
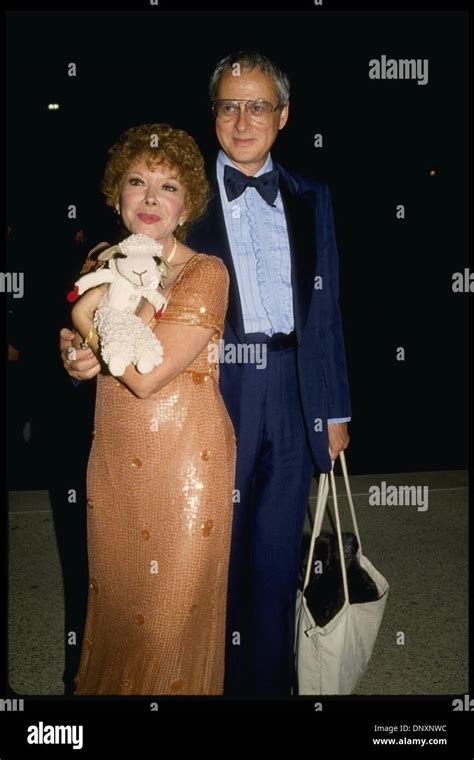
left=153, top=256, right=163, bottom=265
left=113, top=252, right=127, bottom=259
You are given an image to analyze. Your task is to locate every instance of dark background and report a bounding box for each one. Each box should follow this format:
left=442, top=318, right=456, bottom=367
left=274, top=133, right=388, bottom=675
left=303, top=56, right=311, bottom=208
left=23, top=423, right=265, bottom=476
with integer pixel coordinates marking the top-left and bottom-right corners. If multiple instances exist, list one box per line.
left=6, top=11, right=468, bottom=487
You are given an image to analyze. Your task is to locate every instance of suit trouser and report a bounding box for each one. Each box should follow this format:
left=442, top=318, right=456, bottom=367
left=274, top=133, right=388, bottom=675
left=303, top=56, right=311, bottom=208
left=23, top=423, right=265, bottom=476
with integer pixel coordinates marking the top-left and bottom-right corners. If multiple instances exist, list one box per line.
left=223, top=343, right=314, bottom=697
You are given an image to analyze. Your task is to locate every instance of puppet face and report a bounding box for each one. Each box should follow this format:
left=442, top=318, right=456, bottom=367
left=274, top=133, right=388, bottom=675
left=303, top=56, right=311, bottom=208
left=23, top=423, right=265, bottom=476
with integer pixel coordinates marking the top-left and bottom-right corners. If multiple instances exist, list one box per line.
left=116, top=160, right=187, bottom=242
left=113, top=252, right=160, bottom=289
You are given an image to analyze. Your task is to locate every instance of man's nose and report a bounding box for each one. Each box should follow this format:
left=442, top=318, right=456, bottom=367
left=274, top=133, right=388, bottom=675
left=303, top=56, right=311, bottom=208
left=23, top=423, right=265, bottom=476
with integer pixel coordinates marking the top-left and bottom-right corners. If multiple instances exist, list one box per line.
left=235, top=104, right=251, bottom=130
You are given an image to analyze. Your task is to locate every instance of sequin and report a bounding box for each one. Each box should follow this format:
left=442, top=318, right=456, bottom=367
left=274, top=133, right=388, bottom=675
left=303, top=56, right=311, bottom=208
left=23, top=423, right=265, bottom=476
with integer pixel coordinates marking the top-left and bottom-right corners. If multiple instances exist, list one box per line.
left=199, top=306, right=206, bottom=314
left=192, top=372, right=204, bottom=384
left=140, top=529, right=150, bottom=541
left=201, top=520, right=214, bottom=537
left=87, top=499, right=94, bottom=510
left=136, top=614, right=145, bottom=626
left=132, top=457, right=142, bottom=469
left=84, top=638, right=92, bottom=649
left=170, top=679, right=185, bottom=693
left=89, top=577, right=99, bottom=594
left=182, top=463, right=203, bottom=533
left=200, top=449, right=210, bottom=461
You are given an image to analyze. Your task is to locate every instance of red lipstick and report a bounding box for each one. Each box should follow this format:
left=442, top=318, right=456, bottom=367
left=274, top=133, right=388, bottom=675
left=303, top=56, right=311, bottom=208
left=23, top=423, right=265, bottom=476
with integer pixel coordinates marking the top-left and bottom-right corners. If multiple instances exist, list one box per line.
left=138, top=213, right=161, bottom=223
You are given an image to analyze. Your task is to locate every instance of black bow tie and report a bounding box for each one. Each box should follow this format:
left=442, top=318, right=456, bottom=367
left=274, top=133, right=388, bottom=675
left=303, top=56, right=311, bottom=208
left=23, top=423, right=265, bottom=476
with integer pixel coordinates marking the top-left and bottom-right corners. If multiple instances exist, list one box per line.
left=224, top=164, right=279, bottom=206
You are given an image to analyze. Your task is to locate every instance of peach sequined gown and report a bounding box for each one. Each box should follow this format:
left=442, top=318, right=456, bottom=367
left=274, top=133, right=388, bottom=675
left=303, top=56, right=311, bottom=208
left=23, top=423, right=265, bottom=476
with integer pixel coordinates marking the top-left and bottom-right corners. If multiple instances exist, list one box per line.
left=73, top=254, right=236, bottom=696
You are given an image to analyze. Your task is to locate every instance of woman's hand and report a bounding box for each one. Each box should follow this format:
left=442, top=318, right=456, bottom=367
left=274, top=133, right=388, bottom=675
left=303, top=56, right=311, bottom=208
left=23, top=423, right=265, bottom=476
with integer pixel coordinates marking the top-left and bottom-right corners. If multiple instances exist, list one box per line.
left=60, top=327, right=101, bottom=381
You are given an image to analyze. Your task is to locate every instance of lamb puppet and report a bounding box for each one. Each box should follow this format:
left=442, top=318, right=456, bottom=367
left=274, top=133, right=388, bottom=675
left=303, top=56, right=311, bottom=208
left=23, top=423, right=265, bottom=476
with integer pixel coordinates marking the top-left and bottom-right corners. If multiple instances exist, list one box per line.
left=69, top=233, right=173, bottom=377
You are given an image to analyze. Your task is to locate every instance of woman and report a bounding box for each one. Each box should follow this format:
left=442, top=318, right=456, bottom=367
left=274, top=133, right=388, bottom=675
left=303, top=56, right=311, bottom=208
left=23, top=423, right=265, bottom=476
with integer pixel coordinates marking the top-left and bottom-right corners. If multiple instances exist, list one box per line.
left=70, top=123, right=236, bottom=695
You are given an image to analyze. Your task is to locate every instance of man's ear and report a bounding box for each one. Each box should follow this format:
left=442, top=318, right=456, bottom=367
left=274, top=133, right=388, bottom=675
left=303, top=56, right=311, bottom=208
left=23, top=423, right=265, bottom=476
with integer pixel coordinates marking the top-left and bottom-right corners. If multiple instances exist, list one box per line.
left=279, top=101, right=290, bottom=130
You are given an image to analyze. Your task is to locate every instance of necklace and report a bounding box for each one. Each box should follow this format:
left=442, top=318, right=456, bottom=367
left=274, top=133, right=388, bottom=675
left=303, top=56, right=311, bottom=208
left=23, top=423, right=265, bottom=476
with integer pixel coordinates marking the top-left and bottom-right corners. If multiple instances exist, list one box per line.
left=162, top=236, right=177, bottom=265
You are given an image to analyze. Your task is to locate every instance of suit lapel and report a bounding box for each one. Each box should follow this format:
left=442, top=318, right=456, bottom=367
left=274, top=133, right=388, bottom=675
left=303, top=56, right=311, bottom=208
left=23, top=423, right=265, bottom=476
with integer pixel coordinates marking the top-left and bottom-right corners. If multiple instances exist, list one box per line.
left=186, top=166, right=246, bottom=342
left=277, top=164, right=318, bottom=339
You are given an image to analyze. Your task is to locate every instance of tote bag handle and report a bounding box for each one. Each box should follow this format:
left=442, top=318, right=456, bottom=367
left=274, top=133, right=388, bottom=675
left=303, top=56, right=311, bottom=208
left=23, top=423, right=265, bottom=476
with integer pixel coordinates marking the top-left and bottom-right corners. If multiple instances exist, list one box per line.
left=303, top=450, right=362, bottom=607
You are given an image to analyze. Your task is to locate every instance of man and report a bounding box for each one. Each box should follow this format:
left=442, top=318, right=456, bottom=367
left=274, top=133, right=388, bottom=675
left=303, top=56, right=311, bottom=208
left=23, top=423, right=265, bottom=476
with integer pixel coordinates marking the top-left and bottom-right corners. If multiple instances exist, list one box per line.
left=60, top=50, right=351, bottom=697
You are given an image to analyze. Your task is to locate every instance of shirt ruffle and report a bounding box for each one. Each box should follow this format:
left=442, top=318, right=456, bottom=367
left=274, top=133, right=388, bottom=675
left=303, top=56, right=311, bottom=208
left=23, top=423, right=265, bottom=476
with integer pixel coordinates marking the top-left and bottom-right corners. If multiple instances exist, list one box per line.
left=245, top=190, right=293, bottom=336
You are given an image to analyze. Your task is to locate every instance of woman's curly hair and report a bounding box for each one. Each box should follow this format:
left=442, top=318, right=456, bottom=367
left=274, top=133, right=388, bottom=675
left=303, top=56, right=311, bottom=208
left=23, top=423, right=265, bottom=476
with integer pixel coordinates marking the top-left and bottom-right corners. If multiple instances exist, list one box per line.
left=101, top=123, right=210, bottom=242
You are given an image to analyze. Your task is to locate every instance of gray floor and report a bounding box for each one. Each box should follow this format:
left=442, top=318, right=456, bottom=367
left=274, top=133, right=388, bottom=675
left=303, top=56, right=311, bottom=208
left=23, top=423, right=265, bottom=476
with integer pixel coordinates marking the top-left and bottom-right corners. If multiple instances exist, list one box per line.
left=8, top=470, right=468, bottom=696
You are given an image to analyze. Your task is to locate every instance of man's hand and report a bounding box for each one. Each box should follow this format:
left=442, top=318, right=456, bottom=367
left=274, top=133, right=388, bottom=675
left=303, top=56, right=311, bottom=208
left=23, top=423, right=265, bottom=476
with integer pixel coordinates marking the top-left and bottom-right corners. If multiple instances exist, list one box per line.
left=328, top=422, right=350, bottom=461
left=60, top=327, right=101, bottom=381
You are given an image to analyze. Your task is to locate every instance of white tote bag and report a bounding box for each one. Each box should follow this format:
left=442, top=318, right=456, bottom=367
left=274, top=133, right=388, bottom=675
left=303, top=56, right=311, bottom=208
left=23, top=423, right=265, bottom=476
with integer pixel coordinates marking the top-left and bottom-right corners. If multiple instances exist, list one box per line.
left=295, top=451, right=389, bottom=695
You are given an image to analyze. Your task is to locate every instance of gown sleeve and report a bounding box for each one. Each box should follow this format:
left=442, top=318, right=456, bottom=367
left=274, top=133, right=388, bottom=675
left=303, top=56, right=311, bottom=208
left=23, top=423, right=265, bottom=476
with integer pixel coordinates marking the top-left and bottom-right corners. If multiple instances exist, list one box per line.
left=158, top=254, right=229, bottom=341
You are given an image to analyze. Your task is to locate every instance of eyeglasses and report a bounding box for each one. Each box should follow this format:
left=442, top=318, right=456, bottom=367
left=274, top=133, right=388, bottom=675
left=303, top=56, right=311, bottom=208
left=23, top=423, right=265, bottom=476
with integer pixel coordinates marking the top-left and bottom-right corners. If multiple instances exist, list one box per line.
left=211, top=99, right=281, bottom=123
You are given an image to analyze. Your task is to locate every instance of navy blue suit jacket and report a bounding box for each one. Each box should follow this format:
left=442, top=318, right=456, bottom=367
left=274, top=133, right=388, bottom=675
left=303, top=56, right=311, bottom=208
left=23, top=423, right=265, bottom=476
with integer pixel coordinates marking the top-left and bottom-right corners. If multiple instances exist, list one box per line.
left=187, top=161, right=352, bottom=474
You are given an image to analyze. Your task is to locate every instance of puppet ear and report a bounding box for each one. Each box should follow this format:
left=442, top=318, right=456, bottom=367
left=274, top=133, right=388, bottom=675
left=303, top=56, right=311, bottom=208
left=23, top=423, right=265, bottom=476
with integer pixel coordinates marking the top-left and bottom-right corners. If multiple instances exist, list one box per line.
left=97, top=244, right=121, bottom=261
left=154, top=256, right=174, bottom=277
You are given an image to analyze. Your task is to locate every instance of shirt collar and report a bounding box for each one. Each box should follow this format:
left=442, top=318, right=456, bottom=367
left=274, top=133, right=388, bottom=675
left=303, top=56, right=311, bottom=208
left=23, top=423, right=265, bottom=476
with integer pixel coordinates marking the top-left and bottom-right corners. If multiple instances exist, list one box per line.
left=217, top=148, right=274, bottom=179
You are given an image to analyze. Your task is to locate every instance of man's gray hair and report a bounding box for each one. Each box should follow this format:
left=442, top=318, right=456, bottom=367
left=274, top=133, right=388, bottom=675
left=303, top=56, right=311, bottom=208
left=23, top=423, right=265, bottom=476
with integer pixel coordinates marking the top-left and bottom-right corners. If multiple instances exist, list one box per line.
left=209, top=50, right=290, bottom=105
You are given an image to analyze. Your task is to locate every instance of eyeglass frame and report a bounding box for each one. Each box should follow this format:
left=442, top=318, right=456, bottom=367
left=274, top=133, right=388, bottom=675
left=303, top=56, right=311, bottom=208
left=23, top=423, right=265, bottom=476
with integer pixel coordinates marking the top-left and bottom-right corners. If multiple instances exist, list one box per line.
left=211, top=98, right=282, bottom=120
